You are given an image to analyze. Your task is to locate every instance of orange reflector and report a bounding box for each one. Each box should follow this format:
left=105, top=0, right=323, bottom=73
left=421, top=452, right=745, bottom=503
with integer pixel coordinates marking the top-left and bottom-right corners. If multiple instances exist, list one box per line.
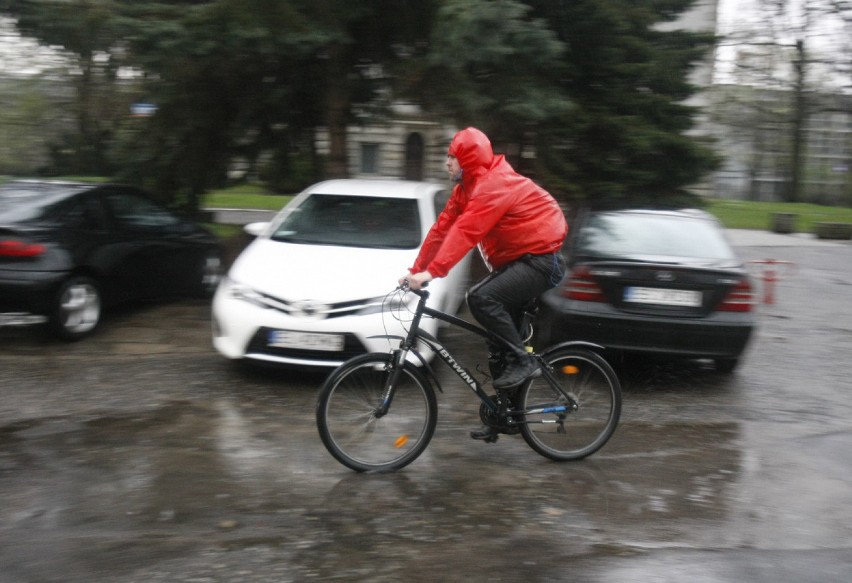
left=562, top=365, right=579, bottom=374
left=394, top=435, right=409, bottom=448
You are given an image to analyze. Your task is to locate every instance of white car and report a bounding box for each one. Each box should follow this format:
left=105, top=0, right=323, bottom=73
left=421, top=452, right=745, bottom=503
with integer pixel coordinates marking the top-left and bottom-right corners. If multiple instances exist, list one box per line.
left=212, top=179, right=471, bottom=368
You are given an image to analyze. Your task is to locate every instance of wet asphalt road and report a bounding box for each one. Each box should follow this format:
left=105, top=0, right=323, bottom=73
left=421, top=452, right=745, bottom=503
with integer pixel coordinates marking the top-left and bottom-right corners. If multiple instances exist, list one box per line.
left=1, top=230, right=851, bottom=582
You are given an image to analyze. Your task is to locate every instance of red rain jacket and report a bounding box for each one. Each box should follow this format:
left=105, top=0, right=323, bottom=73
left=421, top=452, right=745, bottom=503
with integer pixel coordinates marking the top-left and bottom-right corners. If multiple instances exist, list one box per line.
left=410, top=127, right=568, bottom=278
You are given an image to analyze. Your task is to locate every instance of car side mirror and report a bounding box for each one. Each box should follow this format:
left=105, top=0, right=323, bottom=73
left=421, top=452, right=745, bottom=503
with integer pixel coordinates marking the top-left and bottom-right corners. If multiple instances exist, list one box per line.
left=244, top=222, right=268, bottom=238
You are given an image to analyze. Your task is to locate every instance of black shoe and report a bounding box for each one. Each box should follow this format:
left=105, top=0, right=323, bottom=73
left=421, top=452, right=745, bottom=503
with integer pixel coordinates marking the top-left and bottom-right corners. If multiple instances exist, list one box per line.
left=493, top=355, right=541, bottom=389
left=470, top=424, right=500, bottom=443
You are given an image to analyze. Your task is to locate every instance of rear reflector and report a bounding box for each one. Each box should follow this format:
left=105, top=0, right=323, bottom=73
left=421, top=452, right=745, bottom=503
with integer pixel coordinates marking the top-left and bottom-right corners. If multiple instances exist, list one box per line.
left=718, top=279, right=755, bottom=312
left=563, top=266, right=606, bottom=302
left=0, top=240, right=46, bottom=258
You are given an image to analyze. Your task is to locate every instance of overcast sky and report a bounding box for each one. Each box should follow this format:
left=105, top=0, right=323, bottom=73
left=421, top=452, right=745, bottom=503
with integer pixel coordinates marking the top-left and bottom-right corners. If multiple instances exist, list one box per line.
left=715, top=0, right=850, bottom=88
left=0, top=16, right=65, bottom=76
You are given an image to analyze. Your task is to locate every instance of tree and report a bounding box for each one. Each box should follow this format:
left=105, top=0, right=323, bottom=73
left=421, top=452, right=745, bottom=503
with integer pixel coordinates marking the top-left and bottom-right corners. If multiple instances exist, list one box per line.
left=0, top=75, right=71, bottom=174
left=3, top=0, right=439, bottom=207
left=112, top=0, right=438, bottom=203
left=107, top=0, right=323, bottom=208
left=528, top=0, right=719, bottom=204
left=411, top=0, right=568, bottom=150
left=3, top=0, right=721, bottom=210
left=410, top=0, right=718, bottom=205
left=713, top=0, right=852, bottom=203
left=289, top=0, right=438, bottom=178
left=2, top=0, right=128, bottom=176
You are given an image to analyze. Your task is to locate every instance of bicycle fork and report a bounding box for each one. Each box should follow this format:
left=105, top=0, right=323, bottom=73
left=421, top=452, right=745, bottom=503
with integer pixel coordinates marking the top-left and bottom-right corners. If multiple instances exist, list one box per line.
left=375, top=349, right=408, bottom=418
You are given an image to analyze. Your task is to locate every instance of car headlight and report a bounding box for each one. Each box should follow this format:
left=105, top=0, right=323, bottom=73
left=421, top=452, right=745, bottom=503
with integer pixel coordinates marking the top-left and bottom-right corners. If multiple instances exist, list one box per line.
left=222, top=276, right=268, bottom=309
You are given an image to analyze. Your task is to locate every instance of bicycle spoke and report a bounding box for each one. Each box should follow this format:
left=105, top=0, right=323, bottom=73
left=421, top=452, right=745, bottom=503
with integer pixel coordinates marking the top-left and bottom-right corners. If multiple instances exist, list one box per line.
left=519, top=350, right=621, bottom=461
left=317, top=354, right=437, bottom=472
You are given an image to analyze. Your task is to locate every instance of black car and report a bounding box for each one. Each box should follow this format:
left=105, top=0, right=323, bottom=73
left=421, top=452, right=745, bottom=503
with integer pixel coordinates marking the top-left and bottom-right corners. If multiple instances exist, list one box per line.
left=536, top=208, right=756, bottom=372
left=0, top=180, right=223, bottom=340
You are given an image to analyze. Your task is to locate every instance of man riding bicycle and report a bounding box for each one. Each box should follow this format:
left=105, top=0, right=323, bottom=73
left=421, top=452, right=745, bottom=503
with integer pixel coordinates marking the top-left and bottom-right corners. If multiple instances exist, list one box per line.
left=400, top=127, right=568, bottom=441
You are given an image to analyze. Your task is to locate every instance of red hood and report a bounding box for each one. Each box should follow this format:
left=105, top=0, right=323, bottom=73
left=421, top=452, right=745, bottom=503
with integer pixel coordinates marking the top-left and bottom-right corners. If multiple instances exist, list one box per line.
left=448, top=127, right=495, bottom=183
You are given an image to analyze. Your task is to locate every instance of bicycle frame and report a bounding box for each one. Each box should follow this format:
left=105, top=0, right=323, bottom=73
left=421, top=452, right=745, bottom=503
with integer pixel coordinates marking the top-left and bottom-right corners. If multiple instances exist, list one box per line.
left=377, top=287, right=582, bottom=418
left=316, top=286, right=622, bottom=471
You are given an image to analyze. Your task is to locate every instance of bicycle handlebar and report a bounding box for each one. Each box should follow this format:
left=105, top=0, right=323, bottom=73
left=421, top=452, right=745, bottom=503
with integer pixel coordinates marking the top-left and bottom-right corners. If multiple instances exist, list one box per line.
left=399, top=280, right=429, bottom=297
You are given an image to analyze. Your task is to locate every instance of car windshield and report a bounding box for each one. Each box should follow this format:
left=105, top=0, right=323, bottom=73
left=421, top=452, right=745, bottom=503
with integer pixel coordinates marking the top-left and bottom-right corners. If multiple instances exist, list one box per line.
left=269, top=194, right=422, bottom=249
left=576, top=212, right=736, bottom=261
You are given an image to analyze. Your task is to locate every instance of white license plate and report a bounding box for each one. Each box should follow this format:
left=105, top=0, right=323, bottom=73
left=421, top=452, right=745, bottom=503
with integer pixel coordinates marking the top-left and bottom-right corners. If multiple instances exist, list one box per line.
left=624, top=287, right=702, bottom=307
left=268, top=330, right=345, bottom=351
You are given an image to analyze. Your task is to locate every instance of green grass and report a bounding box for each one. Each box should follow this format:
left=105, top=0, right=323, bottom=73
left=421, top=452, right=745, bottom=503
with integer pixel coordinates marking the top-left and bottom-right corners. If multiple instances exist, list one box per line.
left=705, top=199, right=852, bottom=232
left=203, top=184, right=292, bottom=210
left=7, top=177, right=849, bottom=232
left=203, top=184, right=852, bottom=233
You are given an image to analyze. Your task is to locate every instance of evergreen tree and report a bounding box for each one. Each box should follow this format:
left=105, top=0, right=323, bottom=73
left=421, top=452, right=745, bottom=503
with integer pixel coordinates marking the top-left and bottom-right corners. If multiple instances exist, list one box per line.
left=412, top=0, right=568, bottom=151
left=3, top=0, right=719, bottom=208
left=529, top=0, right=719, bottom=204
left=3, top=0, right=437, bottom=207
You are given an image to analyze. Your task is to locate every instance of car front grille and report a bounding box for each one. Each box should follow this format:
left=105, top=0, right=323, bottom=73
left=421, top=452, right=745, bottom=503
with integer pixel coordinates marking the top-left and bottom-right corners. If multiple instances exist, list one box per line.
left=250, top=291, right=380, bottom=320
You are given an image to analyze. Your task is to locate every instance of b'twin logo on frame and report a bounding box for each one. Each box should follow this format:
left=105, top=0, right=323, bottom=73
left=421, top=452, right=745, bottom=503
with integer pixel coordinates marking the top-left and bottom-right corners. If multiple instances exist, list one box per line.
left=439, top=348, right=477, bottom=389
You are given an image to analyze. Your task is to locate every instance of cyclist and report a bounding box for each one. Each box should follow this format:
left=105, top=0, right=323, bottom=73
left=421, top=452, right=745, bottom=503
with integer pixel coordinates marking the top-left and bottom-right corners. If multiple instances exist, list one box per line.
left=400, top=127, right=568, bottom=441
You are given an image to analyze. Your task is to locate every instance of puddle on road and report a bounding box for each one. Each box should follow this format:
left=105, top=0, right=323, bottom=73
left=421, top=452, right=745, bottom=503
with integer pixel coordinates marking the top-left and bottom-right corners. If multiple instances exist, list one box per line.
left=1, top=399, right=849, bottom=581
left=0, top=399, right=746, bottom=579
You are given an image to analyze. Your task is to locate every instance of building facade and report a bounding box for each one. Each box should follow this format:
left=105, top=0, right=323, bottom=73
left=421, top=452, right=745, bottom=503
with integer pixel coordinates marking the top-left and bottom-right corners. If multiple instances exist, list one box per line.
left=315, top=104, right=456, bottom=184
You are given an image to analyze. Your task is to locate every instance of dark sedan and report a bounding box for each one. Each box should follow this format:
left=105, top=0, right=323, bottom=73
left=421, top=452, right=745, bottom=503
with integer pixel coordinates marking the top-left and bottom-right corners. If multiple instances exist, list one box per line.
left=0, top=180, right=223, bottom=340
left=536, top=208, right=756, bottom=372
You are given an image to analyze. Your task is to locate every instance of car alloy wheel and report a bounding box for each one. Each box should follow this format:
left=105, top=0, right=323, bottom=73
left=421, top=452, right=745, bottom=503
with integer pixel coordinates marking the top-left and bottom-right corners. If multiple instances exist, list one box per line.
left=52, top=276, right=102, bottom=341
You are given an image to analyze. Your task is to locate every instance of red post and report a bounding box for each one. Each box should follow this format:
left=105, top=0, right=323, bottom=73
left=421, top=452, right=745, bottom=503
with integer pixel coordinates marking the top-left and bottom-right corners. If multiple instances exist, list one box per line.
left=762, top=260, right=777, bottom=305
left=749, top=259, right=795, bottom=305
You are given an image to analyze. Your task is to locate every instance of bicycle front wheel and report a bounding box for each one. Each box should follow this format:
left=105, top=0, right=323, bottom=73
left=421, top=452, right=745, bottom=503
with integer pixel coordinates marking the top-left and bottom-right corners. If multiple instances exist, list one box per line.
left=316, top=353, right=437, bottom=472
left=519, top=348, right=621, bottom=461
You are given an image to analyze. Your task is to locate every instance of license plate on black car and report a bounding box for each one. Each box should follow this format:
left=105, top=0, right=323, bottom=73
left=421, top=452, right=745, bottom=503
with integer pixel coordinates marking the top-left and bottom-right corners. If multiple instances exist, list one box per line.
left=624, top=287, right=702, bottom=307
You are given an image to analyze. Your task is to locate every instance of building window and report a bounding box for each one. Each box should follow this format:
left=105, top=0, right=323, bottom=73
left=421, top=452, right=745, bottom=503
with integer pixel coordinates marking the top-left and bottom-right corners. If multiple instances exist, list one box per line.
left=405, top=133, right=424, bottom=181
left=361, top=143, right=380, bottom=174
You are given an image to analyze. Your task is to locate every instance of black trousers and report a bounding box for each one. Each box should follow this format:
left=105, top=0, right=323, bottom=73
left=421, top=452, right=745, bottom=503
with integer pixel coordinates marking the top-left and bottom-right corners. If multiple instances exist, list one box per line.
left=466, top=252, right=565, bottom=358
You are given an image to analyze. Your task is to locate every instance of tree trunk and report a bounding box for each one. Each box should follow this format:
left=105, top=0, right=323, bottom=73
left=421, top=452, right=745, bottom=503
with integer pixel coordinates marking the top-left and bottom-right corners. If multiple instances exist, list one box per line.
left=324, top=43, right=349, bottom=179
left=787, top=39, right=807, bottom=203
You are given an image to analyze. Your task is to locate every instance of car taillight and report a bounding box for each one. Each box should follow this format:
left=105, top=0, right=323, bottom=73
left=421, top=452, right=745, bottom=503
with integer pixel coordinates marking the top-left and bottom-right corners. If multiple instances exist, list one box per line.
left=563, top=265, right=606, bottom=302
left=718, top=278, right=755, bottom=312
left=0, top=240, right=46, bottom=258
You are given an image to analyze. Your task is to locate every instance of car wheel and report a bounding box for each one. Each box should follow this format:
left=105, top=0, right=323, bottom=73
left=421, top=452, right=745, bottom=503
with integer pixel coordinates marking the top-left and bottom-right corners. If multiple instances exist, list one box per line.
left=51, top=276, right=102, bottom=341
left=715, top=357, right=739, bottom=373
left=197, top=251, right=223, bottom=298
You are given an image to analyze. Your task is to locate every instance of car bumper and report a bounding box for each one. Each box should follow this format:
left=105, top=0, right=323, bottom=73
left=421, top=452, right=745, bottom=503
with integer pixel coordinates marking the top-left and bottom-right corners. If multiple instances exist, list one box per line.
left=211, top=289, right=428, bottom=368
left=536, top=294, right=756, bottom=359
left=0, top=269, right=64, bottom=327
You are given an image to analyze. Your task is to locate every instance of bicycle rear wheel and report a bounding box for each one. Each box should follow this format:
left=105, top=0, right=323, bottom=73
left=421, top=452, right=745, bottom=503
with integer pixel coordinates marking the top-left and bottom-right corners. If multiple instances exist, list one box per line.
left=316, top=353, right=437, bottom=472
left=519, top=348, right=621, bottom=461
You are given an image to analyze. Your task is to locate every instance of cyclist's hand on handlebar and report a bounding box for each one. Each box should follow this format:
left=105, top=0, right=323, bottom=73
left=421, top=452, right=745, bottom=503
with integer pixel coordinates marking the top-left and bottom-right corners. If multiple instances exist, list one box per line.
left=399, top=271, right=433, bottom=291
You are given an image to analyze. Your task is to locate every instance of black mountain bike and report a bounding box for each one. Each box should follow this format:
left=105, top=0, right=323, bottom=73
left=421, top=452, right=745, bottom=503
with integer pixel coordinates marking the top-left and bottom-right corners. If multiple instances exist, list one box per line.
left=316, top=285, right=621, bottom=472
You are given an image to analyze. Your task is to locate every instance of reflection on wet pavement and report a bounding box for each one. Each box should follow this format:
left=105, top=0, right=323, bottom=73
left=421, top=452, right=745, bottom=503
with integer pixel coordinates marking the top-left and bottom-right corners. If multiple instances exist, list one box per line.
left=2, top=240, right=852, bottom=581
left=1, top=397, right=750, bottom=581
